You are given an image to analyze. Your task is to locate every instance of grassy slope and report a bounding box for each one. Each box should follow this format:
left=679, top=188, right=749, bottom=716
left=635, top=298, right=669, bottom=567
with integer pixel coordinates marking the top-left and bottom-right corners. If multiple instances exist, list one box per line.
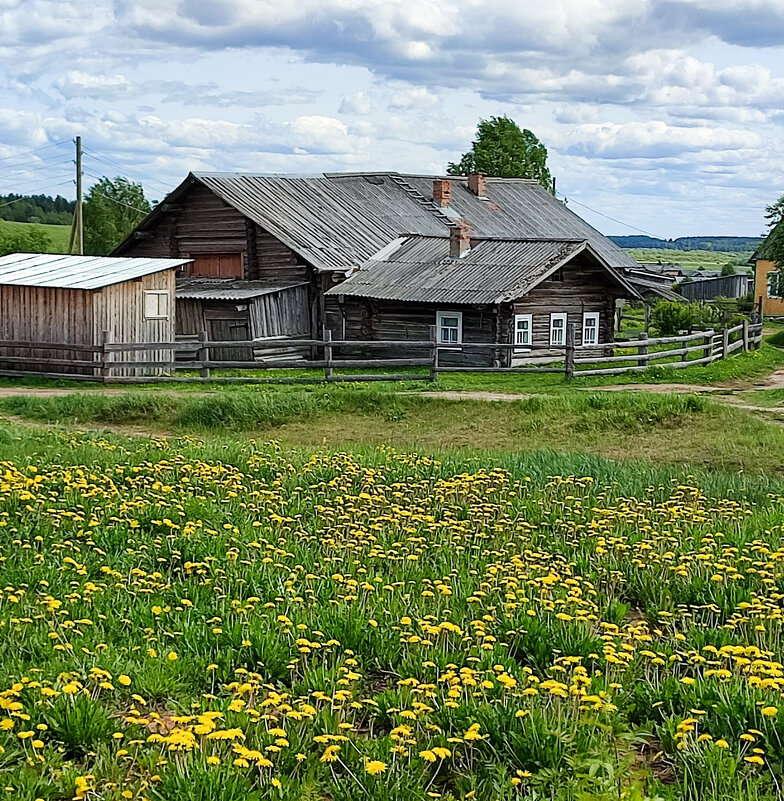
left=2, top=388, right=784, bottom=475
left=0, top=218, right=71, bottom=252
left=627, top=247, right=754, bottom=269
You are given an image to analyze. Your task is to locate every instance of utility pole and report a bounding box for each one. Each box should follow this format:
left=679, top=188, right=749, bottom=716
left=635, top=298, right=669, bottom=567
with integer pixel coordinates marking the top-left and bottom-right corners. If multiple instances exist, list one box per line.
left=68, top=136, right=83, bottom=255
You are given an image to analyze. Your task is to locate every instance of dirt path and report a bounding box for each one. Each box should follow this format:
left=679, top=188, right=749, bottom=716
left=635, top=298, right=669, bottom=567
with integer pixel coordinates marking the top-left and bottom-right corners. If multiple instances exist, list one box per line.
left=3, top=370, right=784, bottom=413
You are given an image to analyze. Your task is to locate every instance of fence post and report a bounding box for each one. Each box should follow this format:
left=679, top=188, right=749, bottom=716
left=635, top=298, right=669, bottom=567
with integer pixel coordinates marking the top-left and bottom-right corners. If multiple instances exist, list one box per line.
left=644, top=303, right=651, bottom=335
left=742, top=319, right=749, bottom=352
left=100, top=329, right=112, bottom=382
left=323, top=327, right=333, bottom=381
left=565, top=323, right=575, bottom=380
left=198, top=329, right=210, bottom=380
left=637, top=331, right=648, bottom=368
left=704, top=330, right=714, bottom=363
left=722, top=327, right=730, bottom=361
left=429, top=324, right=439, bottom=383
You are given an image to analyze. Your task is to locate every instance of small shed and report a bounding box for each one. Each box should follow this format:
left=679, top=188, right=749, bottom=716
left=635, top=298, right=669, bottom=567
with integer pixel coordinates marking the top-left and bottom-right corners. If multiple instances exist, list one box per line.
left=174, top=278, right=311, bottom=361
left=0, top=252, right=190, bottom=377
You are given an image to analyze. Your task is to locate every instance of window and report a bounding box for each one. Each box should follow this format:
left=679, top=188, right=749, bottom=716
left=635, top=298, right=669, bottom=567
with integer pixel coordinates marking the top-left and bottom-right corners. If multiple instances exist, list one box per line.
left=144, top=290, right=169, bottom=320
left=550, top=313, right=567, bottom=346
left=551, top=266, right=565, bottom=282
left=514, top=313, right=532, bottom=348
left=189, top=253, right=243, bottom=278
left=582, top=312, right=599, bottom=346
left=768, top=271, right=784, bottom=299
left=437, top=311, right=462, bottom=345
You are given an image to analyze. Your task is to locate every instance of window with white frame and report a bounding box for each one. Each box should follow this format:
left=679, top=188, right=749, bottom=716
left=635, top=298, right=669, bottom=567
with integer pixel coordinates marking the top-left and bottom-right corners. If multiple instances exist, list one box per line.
left=514, top=313, right=532, bottom=348
left=437, top=310, right=462, bottom=345
left=582, top=312, right=599, bottom=346
left=143, top=290, right=170, bottom=320
left=768, top=271, right=784, bottom=299
left=550, top=313, right=567, bottom=346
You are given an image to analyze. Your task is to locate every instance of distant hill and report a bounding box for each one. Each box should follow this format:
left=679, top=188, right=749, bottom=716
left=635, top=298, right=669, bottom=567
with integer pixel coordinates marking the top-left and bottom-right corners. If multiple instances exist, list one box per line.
left=0, top=193, right=75, bottom=226
left=0, top=219, right=71, bottom=255
left=610, top=235, right=763, bottom=253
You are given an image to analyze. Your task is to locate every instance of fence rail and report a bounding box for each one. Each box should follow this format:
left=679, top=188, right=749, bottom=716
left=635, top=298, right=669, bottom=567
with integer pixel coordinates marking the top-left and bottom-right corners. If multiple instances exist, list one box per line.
left=0, top=321, right=764, bottom=384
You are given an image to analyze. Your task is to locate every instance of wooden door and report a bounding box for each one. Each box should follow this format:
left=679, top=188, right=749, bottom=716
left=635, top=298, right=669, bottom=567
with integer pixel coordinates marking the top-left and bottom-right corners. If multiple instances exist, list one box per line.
left=190, top=253, right=243, bottom=278
left=207, top=318, right=252, bottom=362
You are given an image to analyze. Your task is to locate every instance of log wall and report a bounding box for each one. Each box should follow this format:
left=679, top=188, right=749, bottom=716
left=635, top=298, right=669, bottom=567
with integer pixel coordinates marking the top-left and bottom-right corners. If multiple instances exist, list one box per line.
left=119, top=183, right=310, bottom=283
left=507, top=254, right=620, bottom=347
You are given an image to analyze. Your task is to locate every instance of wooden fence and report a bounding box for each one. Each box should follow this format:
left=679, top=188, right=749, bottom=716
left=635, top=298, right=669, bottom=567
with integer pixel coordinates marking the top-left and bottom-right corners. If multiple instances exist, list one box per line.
left=0, top=321, right=764, bottom=384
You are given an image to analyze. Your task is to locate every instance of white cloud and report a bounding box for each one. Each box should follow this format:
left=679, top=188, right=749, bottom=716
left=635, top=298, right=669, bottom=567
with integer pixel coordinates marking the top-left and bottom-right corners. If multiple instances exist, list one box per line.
left=0, top=0, right=782, bottom=235
left=289, top=115, right=357, bottom=154
left=564, top=120, right=761, bottom=159
left=389, top=85, right=438, bottom=110
left=339, top=91, right=372, bottom=115
left=54, top=71, right=132, bottom=98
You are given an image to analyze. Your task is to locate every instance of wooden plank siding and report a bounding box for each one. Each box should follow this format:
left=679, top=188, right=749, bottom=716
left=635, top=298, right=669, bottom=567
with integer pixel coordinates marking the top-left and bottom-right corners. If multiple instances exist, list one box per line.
left=94, top=269, right=177, bottom=377
left=250, top=285, right=311, bottom=338
left=0, top=285, right=95, bottom=375
left=0, top=268, right=177, bottom=377
left=754, top=259, right=784, bottom=315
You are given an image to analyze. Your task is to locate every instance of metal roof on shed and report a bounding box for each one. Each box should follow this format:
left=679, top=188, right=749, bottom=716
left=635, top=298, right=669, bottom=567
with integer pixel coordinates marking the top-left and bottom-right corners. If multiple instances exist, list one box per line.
left=0, top=253, right=190, bottom=290
left=326, top=236, right=638, bottom=304
left=176, top=278, right=307, bottom=300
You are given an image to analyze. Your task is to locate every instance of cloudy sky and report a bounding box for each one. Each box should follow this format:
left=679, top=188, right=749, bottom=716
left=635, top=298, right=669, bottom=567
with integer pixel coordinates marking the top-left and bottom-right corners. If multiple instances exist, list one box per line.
left=1, top=0, right=783, bottom=238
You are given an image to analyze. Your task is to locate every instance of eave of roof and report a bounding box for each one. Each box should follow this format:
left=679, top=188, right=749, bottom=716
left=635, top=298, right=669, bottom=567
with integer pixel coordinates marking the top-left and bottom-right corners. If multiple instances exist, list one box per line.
left=176, top=279, right=307, bottom=300
left=0, top=253, right=190, bottom=290
left=326, top=236, right=640, bottom=305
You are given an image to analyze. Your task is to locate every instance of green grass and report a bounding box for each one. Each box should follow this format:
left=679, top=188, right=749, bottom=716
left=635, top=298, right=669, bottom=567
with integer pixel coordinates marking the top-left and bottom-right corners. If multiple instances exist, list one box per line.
left=628, top=248, right=754, bottom=270
left=3, top=424, right=784, bottom=799
left=4, top=387, right=784, bottom=474
left=0, top=341, right=777, bottom=396
left=0, top=218, right=71, bottom=252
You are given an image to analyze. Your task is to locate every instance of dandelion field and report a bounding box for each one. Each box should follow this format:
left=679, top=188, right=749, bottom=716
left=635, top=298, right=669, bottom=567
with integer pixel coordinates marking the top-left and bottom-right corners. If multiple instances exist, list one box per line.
left=3, top=427, right=784, bottom=800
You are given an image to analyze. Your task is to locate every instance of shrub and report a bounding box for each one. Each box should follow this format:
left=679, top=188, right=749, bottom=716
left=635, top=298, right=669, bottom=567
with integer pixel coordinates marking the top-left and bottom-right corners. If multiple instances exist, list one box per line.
left=0, top=222, right=52, bottom=256
left=650, top=300, right=693, bottom=335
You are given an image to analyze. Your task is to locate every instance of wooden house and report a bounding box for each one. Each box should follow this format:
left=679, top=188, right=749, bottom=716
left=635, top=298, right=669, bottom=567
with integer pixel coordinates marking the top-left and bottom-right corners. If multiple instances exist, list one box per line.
left=753, top=219, right=784, bottom=315
left=0, top=253, right=189, bottom=376
left=325, top=228, right=639, bottom=365
left=115, top=171, right=656, bottom=363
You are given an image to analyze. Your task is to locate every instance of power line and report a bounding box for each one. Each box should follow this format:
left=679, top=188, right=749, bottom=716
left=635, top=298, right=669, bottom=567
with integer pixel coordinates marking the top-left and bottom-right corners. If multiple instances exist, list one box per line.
left=0, top=141, right=71, bottom=165
left=555, top=190, right=663, bottom=239
left=0, top=153, right=76, bottom=174
left=0, top=181, right=75, bottom=210
left=82, top=146, right=173, bottom=197
left=0, top=160, right=75, bottom=181
left=83, top=170, right=153, bottom=215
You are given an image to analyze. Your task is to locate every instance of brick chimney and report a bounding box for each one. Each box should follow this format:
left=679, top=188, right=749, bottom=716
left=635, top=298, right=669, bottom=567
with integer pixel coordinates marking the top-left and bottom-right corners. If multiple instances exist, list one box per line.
left=449, top=223, right=471, bottom=258
left=432, top=179, right=451, bottom=207
left=468, top=172, right=487, bottom=198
